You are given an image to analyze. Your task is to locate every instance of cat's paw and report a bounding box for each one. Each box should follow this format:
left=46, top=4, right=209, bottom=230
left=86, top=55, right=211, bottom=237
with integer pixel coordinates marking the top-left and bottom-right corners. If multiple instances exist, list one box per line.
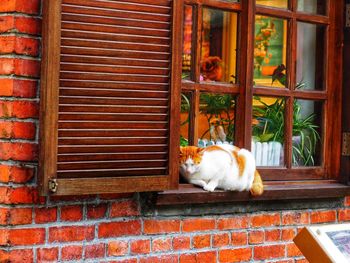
left=203, top=184, right=216, bottom=192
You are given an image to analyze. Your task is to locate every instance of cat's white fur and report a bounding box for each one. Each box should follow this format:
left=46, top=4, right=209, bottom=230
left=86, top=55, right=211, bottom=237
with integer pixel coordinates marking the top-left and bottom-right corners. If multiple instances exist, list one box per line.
left=180, top=144, right=256, bottom=192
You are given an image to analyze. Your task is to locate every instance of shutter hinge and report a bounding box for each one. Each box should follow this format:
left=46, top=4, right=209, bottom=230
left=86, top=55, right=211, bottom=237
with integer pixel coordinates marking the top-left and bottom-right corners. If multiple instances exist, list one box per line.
left=342, top=132, right=350, bottom=156
left=48, top=179, right=58, bottom=193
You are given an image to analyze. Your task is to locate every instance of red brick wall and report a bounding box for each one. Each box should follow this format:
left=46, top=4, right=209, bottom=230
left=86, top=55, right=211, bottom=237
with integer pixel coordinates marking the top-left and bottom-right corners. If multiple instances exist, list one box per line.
left=1, top=1, right=350, bottom=262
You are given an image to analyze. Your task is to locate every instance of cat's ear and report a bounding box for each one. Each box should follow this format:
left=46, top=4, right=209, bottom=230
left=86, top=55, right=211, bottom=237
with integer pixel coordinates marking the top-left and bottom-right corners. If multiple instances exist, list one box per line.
left=197, top=147, right=204, bottom=154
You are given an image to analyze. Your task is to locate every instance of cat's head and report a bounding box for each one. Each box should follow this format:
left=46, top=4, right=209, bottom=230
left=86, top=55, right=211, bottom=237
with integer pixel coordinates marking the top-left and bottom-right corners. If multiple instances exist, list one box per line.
left=179, top=146, right=203, bottom=178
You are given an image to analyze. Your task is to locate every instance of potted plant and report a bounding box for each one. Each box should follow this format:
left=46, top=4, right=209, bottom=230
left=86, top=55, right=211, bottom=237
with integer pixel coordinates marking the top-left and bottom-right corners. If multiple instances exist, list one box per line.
left=252, top=92, right=320, bottom=166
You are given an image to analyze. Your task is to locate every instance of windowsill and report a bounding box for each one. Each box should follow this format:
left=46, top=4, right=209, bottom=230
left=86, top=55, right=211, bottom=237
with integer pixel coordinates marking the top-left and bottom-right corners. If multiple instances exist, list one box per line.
left=154, top=180, right=350, bottom=206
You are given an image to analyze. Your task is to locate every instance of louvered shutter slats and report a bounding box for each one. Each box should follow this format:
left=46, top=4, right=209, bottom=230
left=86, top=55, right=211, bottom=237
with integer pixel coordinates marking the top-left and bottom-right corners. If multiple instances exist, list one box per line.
left=56, top=0, right=174, bottom=178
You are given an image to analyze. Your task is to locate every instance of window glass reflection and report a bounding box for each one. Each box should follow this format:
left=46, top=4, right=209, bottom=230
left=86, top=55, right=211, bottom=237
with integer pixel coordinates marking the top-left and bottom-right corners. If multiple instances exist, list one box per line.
left=200, top=8, right=238, bottom=84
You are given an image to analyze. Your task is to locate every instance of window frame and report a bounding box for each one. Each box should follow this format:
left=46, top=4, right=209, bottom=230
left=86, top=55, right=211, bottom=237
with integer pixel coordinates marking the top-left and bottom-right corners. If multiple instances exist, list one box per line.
left=180, top=0, right=343, bottom=182
left=38, top=0, right=350, bottom=199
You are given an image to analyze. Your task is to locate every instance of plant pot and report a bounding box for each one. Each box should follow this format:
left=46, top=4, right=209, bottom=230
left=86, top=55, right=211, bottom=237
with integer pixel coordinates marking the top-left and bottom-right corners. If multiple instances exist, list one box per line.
left=252, top=141, right=283, bottom=166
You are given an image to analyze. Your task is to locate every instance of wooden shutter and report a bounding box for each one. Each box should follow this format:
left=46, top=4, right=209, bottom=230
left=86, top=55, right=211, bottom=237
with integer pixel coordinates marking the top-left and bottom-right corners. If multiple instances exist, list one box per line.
left=39, top=0, right=182, bottom=195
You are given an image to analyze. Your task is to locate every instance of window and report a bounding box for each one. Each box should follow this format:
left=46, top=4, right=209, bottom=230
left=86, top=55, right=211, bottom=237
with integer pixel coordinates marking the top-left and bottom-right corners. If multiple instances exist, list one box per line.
left=180, top=0, right=342, bottom=183
left=40, top=0, right=348, bottom=199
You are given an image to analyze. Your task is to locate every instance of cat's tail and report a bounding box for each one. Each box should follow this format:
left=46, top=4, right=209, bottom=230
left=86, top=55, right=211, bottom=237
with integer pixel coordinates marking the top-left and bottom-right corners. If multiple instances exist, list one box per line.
left=250, top=170, right=264, bottom=196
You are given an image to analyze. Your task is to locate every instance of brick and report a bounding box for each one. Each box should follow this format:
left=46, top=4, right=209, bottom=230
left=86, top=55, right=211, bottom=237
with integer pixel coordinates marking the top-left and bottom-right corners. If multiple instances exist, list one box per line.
left=130, top=239, right=150, bottom=254
left=265, top=229, right=280, bottom=242
left=61, top=245, right=83, bottom=261
left=0, top=36, right=39, bottom=56
left=144, top=219, right=180, bottom=234
left=8, top=228, right=45, bottom=245
left=152, top=237, right=172, bottom=252
left=217, top=216, right=249, bottom=230
left=110, top=200, right=139, bottom=217
left=99, top=193, right=133, bottom=200
left=231, top=231, right=247, bottom=246
left=0, top=142, right=38, bottom=162
left=254, top=245, right=285, bottom=260
left=281, top=228, right=296, bottom=241
left=8, top=207, right=32, bottom=225
left=0, top=249, right=33, bottom=263
left=140, top=255, right=178, bottom=263
left=14, top=101, right=39, bottom=118
left=179, top=251, right=216, bottom=263
left=0, top=0, right=40, bottom=14
left=251, top=213, right=280, bottom=228
left=60, top=205, right=83, bottom=221
left=84, top=244, right=105, bottom=259
left=219, top=248, right=252, bottom=263
left=109, top=259, right=137, bottom=263
left=213, top=233, right=230, bottom=248
left=310, top=210, right=336, bottom=224
left=182, top=218, right=215, bottom=232
left=0, top=208, right=8, bottom=225
left=14, top=17, right=41, bottom=35
left=0, top=100, right=38, bottom=119
left=282, top=211, right=309, bottom=225
left=345, top=196, right=350, bottom=207
left=295, top=259, right=308, bottom=263
left=35, top=207, right=57, bottom=224
left=37, top=248, right=58, bottom=263
left=338, top=209, right=350, bottom=221
left=249, top=230, right=264, bottom=244
left=0, top=186, right=9, bottom=203
left=9, top=166, right=34, bottom=183
left=287, top=243, right=303, bottom=257
left=87, top=203, right=107, bottom=219
left=8, top=186, right=38, bottom=204
left=108, top=240, right=128, bottom=256
left=49, top=226, right=95, bottom=243
left=0, top=229, right=9, bottom=246
left=192, top=234, right=211, bottom=249
left=173, top=236, right=190, bottom=251
left=0, top=166, right=10, bottom=183
left=0, top=79, right=37, bottom=98
left=0, top=58, right=40, bottom=77
left=99, top=220, right=141, bottom=238
left=0, top=16, right=14, bottom=33
left=0, top=121, right=36, bottom=139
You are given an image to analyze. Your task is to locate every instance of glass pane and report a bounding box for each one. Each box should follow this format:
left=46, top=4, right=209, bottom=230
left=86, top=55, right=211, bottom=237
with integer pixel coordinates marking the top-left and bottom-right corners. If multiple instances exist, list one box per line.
left=296, top=22, right=326, bottom=91
left=198, top=93, right=235, bottom=147
left=182, top=5, right=193, bottom=81
left=252, top=96, right=285, bottom=167
left=292, top=100, right=322, bottom=167
left=201, top=8, right=238, bottom=84
left=180, top=93, right=191, bottom=146
left=297, top=0, right=326, bottom=15
left=254, top=16, right=288, bottom=88
left=256, top=0, right=288, bottom=9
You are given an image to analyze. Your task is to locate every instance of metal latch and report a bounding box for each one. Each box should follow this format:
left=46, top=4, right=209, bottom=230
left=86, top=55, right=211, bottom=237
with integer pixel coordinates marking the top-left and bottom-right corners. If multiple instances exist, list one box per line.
left=342, top=132, right=350, bottom=156
left=48, top=179, right=58, bottom=193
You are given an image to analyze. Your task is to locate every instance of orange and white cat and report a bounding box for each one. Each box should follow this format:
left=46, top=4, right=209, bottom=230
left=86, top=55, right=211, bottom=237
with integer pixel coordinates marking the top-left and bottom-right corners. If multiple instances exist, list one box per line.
left=179, top=145, right=264, bottom=196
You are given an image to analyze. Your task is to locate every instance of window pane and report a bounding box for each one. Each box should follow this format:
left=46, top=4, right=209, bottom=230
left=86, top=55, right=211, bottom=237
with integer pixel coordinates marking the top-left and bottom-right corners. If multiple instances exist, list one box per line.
left=256, top=0, right=288, bottom=9
left=297, top=0, right=326, bottom=15
left=292, top=100, right=322, bottom=167
left=254, top=16, right=287, bottom=88
left=296, top=22, right=326, bottom=91
left=182, top=5, right=193, bottom=81
left=180, top=93, right=191, bottom=146
left=198, top=93, right=235, bottom=147
left=201, top=8, right=238, bottom=84
left=252, top=96, right=285, bottom=167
